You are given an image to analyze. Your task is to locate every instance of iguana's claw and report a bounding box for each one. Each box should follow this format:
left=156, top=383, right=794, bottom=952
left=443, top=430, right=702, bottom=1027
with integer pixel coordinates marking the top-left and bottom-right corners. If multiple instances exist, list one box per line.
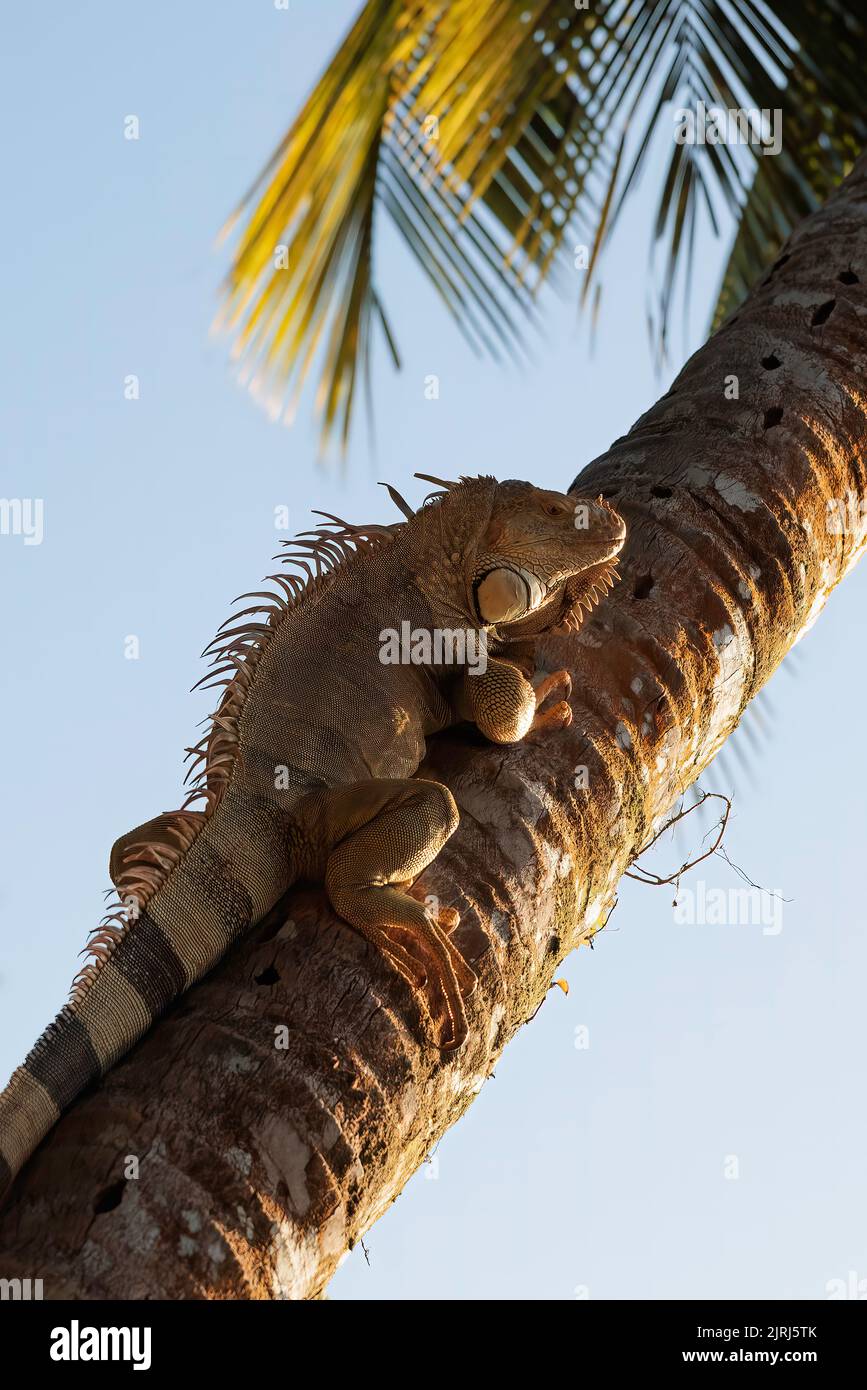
left=427, top=909, right=477, bottom=997
left=534, top=669, right=572, bottom=707
left=425, top=907, right=477, bottom=1051
left=530, top=700, right=573, bottom=736
left=527, top=669, right=573, bottom=738
left=393, top=899, right=476, bottom=1048
left=438, top=1013, right=469, bottom=1052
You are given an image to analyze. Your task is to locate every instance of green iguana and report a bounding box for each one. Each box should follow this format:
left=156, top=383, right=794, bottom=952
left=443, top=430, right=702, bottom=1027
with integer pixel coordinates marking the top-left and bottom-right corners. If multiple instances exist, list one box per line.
left=0, top=475, right=625, bottom=1197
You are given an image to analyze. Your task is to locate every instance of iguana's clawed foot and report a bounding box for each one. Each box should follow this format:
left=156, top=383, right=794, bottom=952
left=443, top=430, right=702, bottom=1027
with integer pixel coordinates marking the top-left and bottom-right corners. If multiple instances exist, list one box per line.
left=416, top=907, right=476, bottom=1052
left=527, top=669, right=573, bottom=738
left=529, top=700, right=573, bottom=736
left=402, top=903, right=476, bottom=1051
left=364, top=926, right=429, bottom=993
left=534, top=668, right=572, bottom=707
left=430, top=910, right=477, bottom=998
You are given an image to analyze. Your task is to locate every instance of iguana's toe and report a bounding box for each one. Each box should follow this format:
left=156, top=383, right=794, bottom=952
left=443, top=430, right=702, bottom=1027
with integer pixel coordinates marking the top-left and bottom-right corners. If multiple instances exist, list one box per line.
left=533, top=668, right=572, bottom=708
left=437, top=1012, right=469, bottom=1052
left=528, top=700, right=573, bottom=738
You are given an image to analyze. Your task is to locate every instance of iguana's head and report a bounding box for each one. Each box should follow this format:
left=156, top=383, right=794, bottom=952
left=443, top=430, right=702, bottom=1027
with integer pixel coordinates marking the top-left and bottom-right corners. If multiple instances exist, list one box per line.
left=411, top=475, right=625, bottom=632
left=471, top=480, right=626, bottom=629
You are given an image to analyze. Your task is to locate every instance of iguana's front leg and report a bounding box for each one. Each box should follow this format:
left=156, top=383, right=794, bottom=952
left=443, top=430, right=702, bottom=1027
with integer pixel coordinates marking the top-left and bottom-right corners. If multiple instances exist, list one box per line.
left=320, top=779, right=476, bottom=1050
left=453, top=656, right=573, bottom=744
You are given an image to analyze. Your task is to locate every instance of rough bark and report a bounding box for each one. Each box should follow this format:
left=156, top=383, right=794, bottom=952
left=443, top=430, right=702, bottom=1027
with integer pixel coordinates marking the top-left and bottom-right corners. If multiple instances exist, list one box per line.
left=3, top=154, right=867, bottom=1302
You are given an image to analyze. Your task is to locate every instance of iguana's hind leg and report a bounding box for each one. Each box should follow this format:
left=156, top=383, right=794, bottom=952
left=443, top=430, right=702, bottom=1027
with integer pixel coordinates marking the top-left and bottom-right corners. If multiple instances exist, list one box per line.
left=321, top=779, right=475, bottom=1050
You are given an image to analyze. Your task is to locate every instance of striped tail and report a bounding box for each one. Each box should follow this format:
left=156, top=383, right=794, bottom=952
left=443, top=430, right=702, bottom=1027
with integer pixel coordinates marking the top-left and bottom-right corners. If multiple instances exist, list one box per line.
left=0, top=798, right=288, bottom=1198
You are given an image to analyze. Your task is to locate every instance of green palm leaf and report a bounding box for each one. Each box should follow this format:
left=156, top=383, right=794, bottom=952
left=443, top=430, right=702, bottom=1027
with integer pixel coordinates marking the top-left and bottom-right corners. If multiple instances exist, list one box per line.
left=218, top=0, right=866, bottom=452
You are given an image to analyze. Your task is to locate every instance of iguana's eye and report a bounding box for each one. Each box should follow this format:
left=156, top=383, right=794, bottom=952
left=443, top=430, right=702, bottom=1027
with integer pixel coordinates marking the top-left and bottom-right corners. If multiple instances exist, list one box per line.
left=543, top=500, right=569, bottom=517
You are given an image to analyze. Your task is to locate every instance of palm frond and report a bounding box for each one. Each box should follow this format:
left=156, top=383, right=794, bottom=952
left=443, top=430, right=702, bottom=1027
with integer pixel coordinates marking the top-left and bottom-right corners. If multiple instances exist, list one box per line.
left=218, top=0, right=865, bottom=450
left=712, top=2, right=865, bottom=327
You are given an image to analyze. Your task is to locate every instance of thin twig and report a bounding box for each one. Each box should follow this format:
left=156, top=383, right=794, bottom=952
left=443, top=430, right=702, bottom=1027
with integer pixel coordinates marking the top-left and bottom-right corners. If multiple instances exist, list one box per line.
left=714, top=845, right=792, bottom=901
left=625, top=791, right=732, bottom=886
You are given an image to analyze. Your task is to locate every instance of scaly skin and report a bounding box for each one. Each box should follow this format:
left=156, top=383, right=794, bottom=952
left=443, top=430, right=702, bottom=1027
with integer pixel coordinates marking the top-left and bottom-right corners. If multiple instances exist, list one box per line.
left=0, top=475, right=625, bottom=1197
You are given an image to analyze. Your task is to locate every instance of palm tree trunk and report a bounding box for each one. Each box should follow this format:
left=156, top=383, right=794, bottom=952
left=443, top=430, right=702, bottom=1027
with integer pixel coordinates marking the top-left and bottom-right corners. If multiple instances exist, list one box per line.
left=3, top=153, right=867, bottom=1302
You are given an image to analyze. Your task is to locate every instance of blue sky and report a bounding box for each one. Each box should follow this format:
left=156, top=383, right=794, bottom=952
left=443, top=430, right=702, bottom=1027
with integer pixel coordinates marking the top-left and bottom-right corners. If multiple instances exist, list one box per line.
left=1, top=2, right=864, bottom=1300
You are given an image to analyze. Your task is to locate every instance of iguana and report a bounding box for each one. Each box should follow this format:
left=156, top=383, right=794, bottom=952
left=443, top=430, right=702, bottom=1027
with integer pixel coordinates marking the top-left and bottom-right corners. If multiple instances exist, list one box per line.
left=0, top=475, right=625, bottom=1197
